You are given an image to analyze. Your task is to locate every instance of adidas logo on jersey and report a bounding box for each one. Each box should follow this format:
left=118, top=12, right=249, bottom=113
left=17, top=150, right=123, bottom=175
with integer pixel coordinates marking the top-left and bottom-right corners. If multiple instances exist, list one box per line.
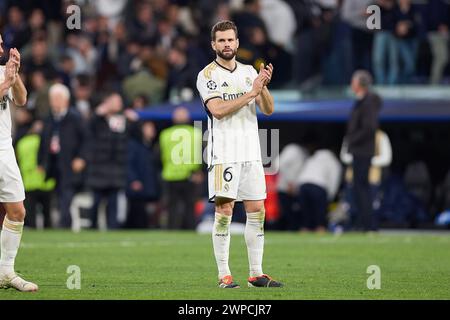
left=221, top=82, right=228, bottom=87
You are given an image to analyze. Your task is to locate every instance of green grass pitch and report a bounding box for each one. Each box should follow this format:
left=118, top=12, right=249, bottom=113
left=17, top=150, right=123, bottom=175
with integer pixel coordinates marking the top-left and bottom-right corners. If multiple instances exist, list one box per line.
left=1, top=230, right=449, bottom=300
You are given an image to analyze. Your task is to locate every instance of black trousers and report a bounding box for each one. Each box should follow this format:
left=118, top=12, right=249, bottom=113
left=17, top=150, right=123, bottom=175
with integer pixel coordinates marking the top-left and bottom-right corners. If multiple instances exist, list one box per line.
left=90, top=188, right=120, bottom=229
left=57, top=184, right=74, bottom=228
left=126, top=199, right=149, bottom=229
left=277, top=192, right=301, bottom=231
left=298, top=184, right=328, bottom=230
left=351, top=27, right=373, bottom=72
left=352, top=156, right=374, bottom=231
left=165, top=180, right=196, bottom=230
left=24, top=190, right=52, bottom=228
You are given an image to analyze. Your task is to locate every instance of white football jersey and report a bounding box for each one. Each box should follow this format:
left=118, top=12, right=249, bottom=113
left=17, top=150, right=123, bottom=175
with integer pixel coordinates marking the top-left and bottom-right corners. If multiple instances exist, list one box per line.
left=196, top=60, right=261, bottom=166
left=0, top=65, right=14, bottom=151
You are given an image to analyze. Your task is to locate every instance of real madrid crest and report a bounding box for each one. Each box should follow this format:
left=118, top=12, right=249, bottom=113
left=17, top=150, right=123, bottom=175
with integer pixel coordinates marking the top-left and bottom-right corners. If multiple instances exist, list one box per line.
left=245, top=77, right=252, bottom=87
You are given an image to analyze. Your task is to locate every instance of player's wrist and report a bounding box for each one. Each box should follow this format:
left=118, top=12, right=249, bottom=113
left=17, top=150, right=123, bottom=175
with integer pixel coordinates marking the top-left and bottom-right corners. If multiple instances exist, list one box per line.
left=249, top=89, right=259, bottom=99
left=0, top=81, right=11, bottom=95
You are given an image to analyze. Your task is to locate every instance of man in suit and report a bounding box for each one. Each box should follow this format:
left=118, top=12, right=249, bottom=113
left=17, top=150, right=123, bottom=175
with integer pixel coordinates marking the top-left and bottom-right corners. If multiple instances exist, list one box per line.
left=38, top=83, right=88, bottom=228
left=345, top=70, right=382, bottom=231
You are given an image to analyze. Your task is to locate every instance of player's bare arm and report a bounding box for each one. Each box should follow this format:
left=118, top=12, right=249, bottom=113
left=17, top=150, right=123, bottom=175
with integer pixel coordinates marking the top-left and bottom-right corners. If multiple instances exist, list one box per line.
left=257, top=87, right=274, bottom=116
left=8, top=48, right=27, bottom=106
left=256, top=63, right=274, bottom=116
left=206, top=72, right=268, bottom=120
left=11, top=74, right=27, bottom=107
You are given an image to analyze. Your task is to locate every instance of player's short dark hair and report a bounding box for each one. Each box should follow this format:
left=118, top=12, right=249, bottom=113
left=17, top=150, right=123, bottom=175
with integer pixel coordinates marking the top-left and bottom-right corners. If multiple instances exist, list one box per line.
left=211, top=20, right=238, bottom=41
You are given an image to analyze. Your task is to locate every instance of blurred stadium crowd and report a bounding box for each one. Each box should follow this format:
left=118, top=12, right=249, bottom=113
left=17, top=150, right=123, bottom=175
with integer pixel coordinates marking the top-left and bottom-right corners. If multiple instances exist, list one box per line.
left=0, top=0, right=449, bottom=231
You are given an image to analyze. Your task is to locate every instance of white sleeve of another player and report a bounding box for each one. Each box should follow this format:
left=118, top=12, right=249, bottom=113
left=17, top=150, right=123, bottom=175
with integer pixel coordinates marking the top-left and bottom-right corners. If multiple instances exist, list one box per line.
left=196, top=71, right=222, bottom=105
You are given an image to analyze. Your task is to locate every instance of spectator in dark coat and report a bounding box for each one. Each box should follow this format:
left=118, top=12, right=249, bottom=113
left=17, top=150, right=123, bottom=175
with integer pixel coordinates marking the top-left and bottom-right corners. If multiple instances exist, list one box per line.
left=116, top=38, right=141, bottom=81
left=22, top=35, right=56, bottom=78
left=232, top=0, right=266, bottom=46
left=126, top=2, right=157, bottom=43
left=236, top=25, right=292, bottom=87
left=2, top=6, right=30, bottom=51
left=345, top=70, right=382, bottom=232
left=125, top=121, right=161, bottom=228
left=164, top=46, right=199, bottom=102
left=86, top=93, right=129, bottom=229
left=38, top=83, right=88, bottom=228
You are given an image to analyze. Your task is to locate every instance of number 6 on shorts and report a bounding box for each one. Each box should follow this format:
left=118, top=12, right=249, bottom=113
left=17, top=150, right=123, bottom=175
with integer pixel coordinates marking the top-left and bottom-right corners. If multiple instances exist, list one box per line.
left=223, top=167, right=233, bottom=182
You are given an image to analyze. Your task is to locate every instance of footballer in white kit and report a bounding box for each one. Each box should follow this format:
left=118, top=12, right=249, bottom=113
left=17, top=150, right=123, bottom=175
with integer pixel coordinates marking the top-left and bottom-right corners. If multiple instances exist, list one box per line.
left=196, top=20, right=282, bottom=289
left=197, top=58, right=266, bottom=202
left=0, top=34, right=38, bottom=292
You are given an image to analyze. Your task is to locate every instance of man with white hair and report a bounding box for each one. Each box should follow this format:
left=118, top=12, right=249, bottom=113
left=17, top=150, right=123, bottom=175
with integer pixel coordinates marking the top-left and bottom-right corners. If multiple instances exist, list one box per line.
left=0, top=34, right=38, bottom=291
left=38, top=83, right=88, bottom=229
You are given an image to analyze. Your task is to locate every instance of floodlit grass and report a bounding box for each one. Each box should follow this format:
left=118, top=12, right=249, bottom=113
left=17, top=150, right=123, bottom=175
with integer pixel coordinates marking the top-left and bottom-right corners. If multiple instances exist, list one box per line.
left=1, top=230, right=449, bottom=300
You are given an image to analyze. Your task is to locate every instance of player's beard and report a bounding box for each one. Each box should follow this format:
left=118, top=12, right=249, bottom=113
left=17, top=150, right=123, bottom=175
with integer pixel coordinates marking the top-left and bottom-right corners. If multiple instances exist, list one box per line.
left=216, top=48, right=237, bottom=61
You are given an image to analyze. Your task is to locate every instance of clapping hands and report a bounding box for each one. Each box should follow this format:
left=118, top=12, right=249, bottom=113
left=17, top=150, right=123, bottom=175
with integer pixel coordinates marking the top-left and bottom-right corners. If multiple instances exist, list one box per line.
left=259, top=62, right=273, bottom=86
left=5, top=48, right=21, bottom=86
left=252, top=63, right=274, bottom=96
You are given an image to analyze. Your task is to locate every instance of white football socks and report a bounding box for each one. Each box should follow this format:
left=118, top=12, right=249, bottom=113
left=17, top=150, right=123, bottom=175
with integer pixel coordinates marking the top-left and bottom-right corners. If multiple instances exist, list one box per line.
left=212, top=212, right=232, bottom=279
left=0, top=217, right=24, bottom=276
left=245, top=210, right=265, bottom=277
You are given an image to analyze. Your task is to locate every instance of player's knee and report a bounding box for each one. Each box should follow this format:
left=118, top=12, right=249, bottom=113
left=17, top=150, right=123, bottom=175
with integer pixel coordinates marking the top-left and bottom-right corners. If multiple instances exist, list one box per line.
left=246, top=203, right=265, bottom=215
left=215, top=203, right=234, bottom=216
left=7, top=205, right=26, bottom=222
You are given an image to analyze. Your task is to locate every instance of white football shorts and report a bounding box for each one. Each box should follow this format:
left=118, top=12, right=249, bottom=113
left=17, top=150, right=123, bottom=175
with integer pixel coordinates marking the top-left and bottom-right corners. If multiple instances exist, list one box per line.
left=0, top=146, right=26, bottom=203
left=208, top=161, right=266, bottom=202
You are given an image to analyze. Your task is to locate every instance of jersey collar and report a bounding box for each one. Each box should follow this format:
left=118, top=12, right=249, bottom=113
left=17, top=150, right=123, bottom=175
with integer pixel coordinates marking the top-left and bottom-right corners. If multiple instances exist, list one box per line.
left=214, top=59, right=238, bottom=73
